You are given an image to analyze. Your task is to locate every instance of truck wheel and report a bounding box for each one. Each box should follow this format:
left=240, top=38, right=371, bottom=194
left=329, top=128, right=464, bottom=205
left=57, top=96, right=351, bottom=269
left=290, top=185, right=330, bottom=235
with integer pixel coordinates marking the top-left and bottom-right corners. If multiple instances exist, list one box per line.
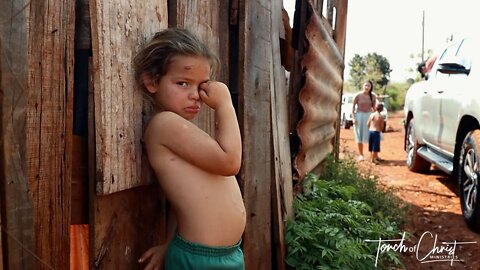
left=458, top=130, right=480, bottom=232
left=405, top=119, right=431, bottom=172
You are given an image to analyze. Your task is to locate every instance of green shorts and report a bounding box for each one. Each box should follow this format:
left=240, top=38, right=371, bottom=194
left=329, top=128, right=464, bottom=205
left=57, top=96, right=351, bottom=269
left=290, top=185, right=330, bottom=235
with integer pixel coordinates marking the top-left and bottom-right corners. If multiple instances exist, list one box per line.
left=165, top=233, right=245, bottom=270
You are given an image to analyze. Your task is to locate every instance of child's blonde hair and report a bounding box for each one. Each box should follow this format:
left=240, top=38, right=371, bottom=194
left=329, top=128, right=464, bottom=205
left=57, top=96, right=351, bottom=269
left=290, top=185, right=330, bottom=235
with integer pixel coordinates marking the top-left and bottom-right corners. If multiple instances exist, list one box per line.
left=133, top=28, right=219, bottom=94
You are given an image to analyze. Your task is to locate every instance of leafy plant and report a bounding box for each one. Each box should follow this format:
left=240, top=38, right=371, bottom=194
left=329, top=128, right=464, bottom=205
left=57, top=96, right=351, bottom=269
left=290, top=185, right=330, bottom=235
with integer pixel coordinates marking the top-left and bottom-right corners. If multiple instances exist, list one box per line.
left=285, top=157, right=407, bottom=269
left=321, top=156, right=409, bottom=225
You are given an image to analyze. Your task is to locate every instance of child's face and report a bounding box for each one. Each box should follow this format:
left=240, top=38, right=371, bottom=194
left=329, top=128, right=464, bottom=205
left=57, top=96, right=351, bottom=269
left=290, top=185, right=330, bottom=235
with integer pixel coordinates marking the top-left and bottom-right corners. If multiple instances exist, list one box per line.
left=153, top=55, right=211, bottom=120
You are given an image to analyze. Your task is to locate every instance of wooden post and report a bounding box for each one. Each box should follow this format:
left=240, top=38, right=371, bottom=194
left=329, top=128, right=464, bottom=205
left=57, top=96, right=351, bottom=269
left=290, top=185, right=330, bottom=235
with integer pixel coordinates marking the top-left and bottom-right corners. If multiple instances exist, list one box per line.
left=26, top=0, right=75, bottom=268
left=238, top=0, right=273, bottom=268
left=270, top=1, right=294, bottom=269
left=0, top=1, right=34, bottom=269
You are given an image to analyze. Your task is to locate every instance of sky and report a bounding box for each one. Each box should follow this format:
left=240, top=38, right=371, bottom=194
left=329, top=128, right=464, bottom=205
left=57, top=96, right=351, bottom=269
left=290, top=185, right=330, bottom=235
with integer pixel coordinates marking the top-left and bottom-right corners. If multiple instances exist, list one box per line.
left=283, top=0, right=477, bottom=82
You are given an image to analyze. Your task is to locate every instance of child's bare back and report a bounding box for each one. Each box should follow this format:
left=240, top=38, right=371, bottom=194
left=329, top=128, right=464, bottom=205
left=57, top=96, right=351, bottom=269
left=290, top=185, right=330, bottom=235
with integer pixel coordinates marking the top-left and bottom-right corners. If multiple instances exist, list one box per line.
left=368, top=111, right=384, bottom=132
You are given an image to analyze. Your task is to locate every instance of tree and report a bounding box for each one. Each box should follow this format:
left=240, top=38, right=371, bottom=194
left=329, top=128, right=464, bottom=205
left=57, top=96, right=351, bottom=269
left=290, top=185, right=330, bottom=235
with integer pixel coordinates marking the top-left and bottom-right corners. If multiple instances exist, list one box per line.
left=348, top=53, right=392, bottom=93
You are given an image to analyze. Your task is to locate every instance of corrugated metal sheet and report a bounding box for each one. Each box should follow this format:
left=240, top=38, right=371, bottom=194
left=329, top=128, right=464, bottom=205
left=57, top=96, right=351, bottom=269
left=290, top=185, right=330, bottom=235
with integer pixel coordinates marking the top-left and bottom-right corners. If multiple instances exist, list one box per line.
left=294, top=3, right=344, bottom=179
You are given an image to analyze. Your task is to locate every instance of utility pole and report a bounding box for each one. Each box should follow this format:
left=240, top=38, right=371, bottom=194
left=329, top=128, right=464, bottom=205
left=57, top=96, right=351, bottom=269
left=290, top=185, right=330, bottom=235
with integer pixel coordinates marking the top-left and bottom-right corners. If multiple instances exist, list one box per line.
left=421, top=10, right=425, bottom=62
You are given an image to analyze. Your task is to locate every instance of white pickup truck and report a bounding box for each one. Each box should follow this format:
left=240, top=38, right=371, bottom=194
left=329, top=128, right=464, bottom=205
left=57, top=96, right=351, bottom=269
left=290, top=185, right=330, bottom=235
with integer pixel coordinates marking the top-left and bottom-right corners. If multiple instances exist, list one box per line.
left=403, top=37, right=480, bottom=231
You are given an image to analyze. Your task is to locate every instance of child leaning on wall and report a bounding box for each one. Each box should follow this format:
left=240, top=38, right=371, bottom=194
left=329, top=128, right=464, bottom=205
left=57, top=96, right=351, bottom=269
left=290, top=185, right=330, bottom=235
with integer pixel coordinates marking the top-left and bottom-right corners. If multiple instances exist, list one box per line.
left=133, top=28, right=246, bottom=270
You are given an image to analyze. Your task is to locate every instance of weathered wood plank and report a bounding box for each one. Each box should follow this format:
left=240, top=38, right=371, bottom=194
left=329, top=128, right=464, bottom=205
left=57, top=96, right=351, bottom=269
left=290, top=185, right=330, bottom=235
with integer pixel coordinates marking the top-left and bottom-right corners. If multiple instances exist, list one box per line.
left=0, top=1, right=34, bottom=269
left=90, top=0, right=168, bottom=195
left=332, top=0, right=348, bottom=159
left=88, top=51, right=165, bottom=269
left=238, top=0, right=273, bottom=269
left=0, top=216, right=3, bottom=269
left=90, top=188, right=162, bottom=270
left=26, top=0, right=75, bottom=268
left=270, top=1, right=294, bottom=269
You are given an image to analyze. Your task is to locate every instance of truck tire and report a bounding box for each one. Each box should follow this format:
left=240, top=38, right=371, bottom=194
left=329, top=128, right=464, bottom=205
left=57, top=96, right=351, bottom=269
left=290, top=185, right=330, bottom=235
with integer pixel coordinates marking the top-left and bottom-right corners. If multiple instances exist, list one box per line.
left=405, top=119, right=431, bottom=172
left=458, top=130, right=480, bottom=232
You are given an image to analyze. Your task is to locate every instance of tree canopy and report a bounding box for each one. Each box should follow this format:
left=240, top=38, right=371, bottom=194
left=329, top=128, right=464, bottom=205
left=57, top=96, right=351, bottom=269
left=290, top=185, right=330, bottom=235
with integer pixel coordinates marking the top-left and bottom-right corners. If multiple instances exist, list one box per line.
left=348, top=53, right=392, bottom=93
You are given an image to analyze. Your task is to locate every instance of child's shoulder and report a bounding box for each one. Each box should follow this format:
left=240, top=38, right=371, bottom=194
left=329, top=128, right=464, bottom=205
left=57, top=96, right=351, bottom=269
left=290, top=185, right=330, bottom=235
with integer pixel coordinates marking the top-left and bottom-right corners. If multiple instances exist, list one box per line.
left=150, top=111, right=182, bottom=121
left=146, top=111, right=188, bottom=132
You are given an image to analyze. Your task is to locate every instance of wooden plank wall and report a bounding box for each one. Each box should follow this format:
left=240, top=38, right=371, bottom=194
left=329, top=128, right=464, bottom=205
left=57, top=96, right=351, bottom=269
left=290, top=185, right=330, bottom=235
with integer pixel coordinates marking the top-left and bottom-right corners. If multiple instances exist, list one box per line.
left=0, top=1, right=344, bottom=269
left=238, top=0, right=274, bottom=269
left=90, top=0, right=168, bottom=195
left=0, top=1, right=34, bottom=269
left=26, top=0, right=75, bottom=269
left=89, top=0, right=169, bottom=269
left=270, top=1, right=294, bottom=269
left=89, top=57, right=163, bottom=270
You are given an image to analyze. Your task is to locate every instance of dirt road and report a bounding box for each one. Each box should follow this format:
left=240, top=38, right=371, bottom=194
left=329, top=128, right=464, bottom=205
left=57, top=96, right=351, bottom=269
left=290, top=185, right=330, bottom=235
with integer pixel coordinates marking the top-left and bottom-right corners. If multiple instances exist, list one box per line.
left=339, top=111, right=480, bottom=270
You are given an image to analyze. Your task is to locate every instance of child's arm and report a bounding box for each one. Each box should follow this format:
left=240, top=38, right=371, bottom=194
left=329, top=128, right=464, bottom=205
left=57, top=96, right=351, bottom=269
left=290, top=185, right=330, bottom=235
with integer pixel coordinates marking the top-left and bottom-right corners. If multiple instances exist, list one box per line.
left=199, top=81, right=242, bottom=173
left=147, top=81, right=241, bottom=176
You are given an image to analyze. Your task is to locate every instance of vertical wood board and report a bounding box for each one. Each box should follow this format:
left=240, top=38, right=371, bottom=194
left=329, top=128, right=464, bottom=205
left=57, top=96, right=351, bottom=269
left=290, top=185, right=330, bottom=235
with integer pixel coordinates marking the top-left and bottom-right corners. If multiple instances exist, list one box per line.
left=89, top=58, right=164, bottom=269
left=89, top=0, right=170, bottom=266
left=89, top=0, right=168, bottom=195
left=238, top=0, right=273, bottom=269
left=270, top=1, right=294, bottom=269
left=0, top=1, right=34, bottom=269
left=91, top=188, right=161, bottom=269
left=26, top=0, right=75, bottom=268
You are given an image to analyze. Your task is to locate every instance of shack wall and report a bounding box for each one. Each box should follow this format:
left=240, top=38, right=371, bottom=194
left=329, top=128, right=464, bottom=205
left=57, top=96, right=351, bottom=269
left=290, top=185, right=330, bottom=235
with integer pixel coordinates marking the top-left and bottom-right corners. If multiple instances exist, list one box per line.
left=0, top=0, right=347, bottom=269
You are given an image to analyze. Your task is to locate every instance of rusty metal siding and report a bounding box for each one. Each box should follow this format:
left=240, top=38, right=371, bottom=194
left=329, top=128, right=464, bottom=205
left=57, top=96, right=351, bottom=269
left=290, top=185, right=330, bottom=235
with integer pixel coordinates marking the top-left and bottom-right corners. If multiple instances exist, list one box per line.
left=294, top=3, right=344, bottom=179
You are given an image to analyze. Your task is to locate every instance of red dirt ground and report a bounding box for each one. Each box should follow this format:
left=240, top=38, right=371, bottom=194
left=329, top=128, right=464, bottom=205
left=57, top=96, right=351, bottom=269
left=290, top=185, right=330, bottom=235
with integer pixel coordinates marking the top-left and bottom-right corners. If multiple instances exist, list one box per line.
left=339, top=111, right=480, bottom=270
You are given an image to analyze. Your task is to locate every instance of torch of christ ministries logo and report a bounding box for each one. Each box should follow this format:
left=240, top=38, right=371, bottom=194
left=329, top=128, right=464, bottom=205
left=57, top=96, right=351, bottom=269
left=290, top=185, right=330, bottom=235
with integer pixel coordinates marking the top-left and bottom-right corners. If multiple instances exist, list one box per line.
left=365, top=231, right=477, bottom=267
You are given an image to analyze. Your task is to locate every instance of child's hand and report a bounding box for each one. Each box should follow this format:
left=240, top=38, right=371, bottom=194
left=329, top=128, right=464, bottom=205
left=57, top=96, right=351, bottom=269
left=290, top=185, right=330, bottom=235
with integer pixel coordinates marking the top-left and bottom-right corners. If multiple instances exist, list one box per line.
left=138, top=245, right=165, bottom=270
left=199, top=81, right=232, bottom=110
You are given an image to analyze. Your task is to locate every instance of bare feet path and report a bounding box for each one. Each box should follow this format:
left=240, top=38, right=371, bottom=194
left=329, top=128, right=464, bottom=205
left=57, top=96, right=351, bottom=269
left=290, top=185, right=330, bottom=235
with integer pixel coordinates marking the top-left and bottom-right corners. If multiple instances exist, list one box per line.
left=339, top=111, right=480, bottom=270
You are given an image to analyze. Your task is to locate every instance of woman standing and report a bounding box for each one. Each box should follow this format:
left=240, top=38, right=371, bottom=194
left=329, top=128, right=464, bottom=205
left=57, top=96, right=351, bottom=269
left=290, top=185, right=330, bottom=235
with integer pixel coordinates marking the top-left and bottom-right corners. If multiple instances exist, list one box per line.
left=352, top=80, right=376, bottom=161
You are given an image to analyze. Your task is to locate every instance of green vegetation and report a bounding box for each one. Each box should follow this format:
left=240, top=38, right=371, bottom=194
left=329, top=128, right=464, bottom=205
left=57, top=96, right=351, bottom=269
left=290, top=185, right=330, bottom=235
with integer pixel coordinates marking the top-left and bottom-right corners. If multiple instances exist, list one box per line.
left=382, top=81, right=411, bottom=111
left=285, top=157, right=408, bottom=270
left=349, top=53, right=391, bottom=92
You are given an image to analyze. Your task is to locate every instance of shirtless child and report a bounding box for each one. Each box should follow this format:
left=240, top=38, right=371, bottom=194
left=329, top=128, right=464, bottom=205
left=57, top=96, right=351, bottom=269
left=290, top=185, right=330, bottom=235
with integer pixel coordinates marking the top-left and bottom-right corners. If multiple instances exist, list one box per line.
left=367, top=103, right=385, bottom=164
left=134, top=28, right=246, bottom=270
